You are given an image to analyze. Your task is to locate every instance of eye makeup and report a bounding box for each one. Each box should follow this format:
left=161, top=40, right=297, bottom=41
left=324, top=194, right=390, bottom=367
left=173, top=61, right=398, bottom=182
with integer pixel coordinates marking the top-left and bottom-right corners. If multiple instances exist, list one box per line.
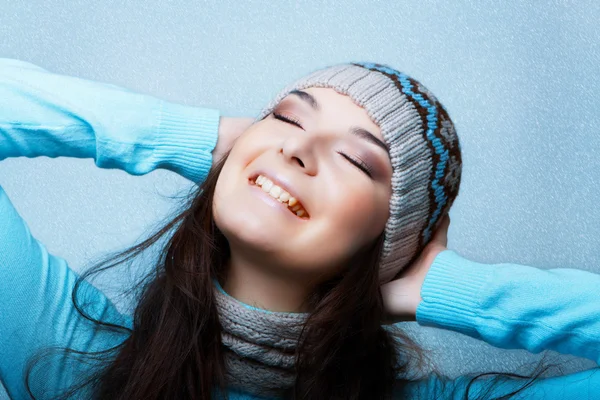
left=272, top=112, right=303, bottom=129
left=271, top=100, right=388, bottom=179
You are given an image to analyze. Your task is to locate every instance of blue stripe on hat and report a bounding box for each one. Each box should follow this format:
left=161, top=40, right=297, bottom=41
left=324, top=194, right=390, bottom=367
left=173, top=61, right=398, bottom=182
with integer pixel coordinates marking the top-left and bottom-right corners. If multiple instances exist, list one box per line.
left=354, top=62, right=448, bottom=243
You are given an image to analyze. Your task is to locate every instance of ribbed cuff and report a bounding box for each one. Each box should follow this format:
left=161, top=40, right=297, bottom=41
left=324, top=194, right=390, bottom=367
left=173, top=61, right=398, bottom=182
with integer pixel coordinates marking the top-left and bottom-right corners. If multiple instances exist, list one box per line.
left=416, top=250, right=493, bottom=339
left=153, top=100, right=220, bottom=184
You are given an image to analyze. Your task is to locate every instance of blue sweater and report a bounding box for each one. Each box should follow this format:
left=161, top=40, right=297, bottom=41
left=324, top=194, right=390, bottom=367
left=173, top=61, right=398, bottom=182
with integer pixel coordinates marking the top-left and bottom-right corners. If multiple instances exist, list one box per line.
left=0, top=58, right=598, bottom=399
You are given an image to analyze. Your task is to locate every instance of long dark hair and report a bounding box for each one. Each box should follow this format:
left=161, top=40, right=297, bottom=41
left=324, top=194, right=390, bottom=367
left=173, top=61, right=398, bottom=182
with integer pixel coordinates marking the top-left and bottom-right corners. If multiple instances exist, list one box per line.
left=23, top=152, right=426, bottom=399
left=24, top=152, right=552, bottom=400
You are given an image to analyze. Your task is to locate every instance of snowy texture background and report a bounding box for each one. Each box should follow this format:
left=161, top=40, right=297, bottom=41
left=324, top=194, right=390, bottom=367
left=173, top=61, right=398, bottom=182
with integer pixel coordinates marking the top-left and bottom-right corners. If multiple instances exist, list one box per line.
left=1, top=0, right=599, bottom=398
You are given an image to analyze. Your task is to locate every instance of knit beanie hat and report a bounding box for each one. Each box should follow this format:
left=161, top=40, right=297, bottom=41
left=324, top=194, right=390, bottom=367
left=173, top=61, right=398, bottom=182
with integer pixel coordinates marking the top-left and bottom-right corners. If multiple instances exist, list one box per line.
left=255, top=62, right=462, bottom=285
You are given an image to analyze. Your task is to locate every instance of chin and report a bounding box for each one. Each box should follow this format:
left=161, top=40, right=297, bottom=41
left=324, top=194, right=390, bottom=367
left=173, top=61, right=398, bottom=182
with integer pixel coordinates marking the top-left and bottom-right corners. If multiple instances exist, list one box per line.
left=215, top=214, right=280, bottom=252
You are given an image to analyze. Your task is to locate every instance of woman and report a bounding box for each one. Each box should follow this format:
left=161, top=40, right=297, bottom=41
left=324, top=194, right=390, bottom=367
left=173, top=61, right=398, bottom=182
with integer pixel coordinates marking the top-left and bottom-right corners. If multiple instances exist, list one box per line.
left=0, top=58, right=598, bottom=399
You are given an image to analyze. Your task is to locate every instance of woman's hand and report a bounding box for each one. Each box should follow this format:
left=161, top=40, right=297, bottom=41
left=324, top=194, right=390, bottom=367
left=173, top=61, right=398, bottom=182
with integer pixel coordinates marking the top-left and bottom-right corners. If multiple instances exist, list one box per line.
left=381, top=215, right=450, bottom=324
left=213, top=117, right=254, bottom=166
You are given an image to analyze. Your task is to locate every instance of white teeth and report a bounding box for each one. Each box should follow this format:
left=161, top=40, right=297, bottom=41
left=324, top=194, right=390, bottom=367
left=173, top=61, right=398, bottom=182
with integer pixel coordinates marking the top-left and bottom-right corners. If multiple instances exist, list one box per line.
left=253, top=174, right=308, bottom=218
left=269, top=186, right=282, bottom=198
left=261, top=180, right=273, bottom=192
left=278, top=191, right=290, bottom=203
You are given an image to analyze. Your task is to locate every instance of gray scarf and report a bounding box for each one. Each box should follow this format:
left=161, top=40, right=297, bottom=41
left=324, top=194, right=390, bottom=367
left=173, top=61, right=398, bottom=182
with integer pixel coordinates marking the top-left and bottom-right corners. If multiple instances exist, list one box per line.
left=213, top=279, right=308, bottom=398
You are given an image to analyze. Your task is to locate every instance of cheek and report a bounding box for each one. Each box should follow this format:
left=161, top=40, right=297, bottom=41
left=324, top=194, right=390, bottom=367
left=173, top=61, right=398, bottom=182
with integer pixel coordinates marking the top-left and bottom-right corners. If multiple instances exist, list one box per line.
left=213, top=171, right=270, bottom=250
left=212, top=165, right=233, bottom=231
left=211, top=133, right=260, bottom=227
left=229, top=125, right=275, bottom=165
left=212, top=154, right=249, bottom=226
left=322, top=185, right=389, bottom=248
left=290, top=187, right=387, bottom=274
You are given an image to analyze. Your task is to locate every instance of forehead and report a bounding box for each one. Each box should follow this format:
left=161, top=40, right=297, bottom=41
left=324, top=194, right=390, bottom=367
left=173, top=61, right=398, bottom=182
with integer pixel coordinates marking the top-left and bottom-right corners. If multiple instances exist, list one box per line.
left=281, top=87, right=383, bottom=142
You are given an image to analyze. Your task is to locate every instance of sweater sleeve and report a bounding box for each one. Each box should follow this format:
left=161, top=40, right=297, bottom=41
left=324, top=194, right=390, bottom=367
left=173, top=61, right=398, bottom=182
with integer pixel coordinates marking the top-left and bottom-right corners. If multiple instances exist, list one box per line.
left=0, top=59, right=218, bottom=398
left=416, top=250, right=600, bottom=364
left=0, top=184, right=134, bottom=399
left=400, top=250, right=600, bottom=399
left=399, top=368, right=600, bottom=399
left=0, top=58, right=219, bottom=184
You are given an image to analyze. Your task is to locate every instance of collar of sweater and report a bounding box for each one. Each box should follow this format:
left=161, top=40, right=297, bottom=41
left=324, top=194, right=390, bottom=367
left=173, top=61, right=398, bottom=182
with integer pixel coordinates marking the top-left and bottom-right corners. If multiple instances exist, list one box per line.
left=213, top=279, right=309, bottom=398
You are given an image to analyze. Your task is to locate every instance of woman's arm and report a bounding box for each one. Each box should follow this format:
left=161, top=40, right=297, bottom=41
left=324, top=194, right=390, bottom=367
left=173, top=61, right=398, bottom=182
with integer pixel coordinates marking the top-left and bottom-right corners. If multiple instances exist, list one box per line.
left=417, top=250, right=600, bottom=365
left=0, top=184, right=133, bottom=399
left=0, top=59, right=220, bottom=397
left=399, top=367, right=600, bottom=399
left=384, top=216, right=600, bottom=365
left=0, top=59, right=255, bottom=398
left=390, top=245, right=600, bottom=398
left=0, top=58, right=220, bottom=183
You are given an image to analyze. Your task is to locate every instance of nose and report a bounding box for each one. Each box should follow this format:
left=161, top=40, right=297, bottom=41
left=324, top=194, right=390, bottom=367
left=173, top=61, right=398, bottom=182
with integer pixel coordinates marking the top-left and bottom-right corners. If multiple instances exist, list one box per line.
left=280, top=133, right=318, bottom=176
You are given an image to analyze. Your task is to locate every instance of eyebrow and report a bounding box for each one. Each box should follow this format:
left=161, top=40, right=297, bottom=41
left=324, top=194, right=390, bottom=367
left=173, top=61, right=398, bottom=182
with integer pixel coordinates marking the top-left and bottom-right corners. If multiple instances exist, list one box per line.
left=288, top=90, right=389, bottom=154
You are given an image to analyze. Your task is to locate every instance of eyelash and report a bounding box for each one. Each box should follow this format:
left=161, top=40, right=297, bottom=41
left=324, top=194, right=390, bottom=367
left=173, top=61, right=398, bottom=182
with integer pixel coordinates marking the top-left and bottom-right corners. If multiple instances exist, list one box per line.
left=272, top=112, right=374, bottom=178
left=272, top=112, right=303, bottom=128
left=337, top=152, right=373, bottom=178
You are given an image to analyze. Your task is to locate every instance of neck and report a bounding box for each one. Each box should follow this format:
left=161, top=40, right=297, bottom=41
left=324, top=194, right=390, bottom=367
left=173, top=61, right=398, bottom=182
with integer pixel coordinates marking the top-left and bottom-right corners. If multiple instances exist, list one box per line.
left=223, top=251, right=311, bottom=313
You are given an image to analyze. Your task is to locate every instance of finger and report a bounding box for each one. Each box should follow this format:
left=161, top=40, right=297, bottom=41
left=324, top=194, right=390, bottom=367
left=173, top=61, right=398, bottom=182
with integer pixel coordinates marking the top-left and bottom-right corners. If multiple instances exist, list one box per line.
left=431, top=214, right=450, bottom=246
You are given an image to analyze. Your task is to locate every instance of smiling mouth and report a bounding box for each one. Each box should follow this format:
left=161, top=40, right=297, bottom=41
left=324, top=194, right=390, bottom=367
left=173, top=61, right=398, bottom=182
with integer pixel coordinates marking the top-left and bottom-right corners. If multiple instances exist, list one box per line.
left=248, top=174, right=309, bottom=219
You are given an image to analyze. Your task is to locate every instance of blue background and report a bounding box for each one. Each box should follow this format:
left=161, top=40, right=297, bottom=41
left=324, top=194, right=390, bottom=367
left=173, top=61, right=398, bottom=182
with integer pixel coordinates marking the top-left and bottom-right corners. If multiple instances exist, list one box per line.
left=1, top=1, right=599, bottom=397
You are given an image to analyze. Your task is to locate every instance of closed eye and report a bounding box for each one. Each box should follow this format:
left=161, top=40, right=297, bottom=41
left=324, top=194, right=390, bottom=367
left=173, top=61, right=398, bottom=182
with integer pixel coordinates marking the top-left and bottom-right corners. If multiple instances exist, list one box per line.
left=337, top=152, right=373, bottom=178
left=273, top=112, right=303, bottom=129
left=273, top=112, right=374, bottom=178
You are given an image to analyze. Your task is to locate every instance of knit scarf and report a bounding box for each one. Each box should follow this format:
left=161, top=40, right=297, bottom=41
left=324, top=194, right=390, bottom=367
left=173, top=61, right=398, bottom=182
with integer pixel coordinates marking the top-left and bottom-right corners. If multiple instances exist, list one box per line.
left=213, top=279, right=309, bottom=398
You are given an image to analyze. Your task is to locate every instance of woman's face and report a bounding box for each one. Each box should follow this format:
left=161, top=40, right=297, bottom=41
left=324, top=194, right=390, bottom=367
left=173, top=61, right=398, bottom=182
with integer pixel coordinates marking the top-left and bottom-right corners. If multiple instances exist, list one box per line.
left=213, top=87, right=393, bottom=280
